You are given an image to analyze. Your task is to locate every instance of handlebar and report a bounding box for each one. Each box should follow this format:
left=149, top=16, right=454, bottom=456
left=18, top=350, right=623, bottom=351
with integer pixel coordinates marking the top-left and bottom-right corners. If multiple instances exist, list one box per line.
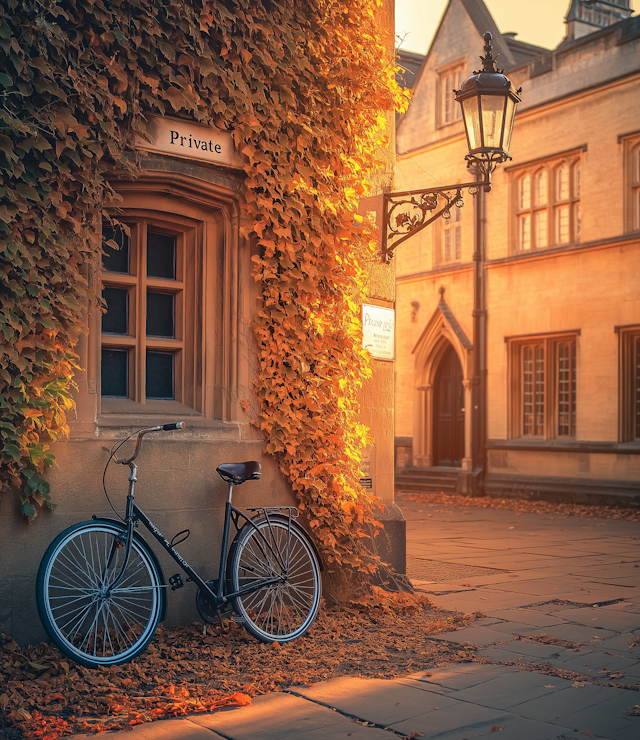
left=113, top=422, right=185, bottom=465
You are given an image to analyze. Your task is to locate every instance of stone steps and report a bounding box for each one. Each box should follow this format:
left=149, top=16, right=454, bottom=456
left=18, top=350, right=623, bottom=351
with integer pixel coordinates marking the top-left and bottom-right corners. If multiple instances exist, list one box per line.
left=395, top=466, right=460, bottom=494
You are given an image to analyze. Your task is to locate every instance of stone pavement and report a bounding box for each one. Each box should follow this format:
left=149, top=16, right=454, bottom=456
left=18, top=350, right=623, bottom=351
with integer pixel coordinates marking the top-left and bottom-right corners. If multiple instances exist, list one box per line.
left=68, top=499, right=640, bottom=740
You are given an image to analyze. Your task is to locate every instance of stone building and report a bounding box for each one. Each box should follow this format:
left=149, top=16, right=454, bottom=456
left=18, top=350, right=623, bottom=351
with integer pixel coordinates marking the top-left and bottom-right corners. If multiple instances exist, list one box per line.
left=0, top=1, right=402, bottom=646
left=394, top=0, right=640, bottom=505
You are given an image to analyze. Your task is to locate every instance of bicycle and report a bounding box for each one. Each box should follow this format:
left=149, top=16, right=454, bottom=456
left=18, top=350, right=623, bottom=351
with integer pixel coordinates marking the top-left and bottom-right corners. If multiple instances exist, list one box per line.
left=35, top=423, right=322, bottom=668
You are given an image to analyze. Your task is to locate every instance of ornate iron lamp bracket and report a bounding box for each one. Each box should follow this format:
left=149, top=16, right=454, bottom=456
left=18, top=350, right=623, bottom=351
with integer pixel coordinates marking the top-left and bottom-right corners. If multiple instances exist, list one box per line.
left=382, top=180, right=483, bottom=263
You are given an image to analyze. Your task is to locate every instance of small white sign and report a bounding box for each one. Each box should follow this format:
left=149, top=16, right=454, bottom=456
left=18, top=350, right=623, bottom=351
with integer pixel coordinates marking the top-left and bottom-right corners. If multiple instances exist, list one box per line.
left=362, top=305, right=395, bottom=360
left=136, top=116, right=244, bottom=169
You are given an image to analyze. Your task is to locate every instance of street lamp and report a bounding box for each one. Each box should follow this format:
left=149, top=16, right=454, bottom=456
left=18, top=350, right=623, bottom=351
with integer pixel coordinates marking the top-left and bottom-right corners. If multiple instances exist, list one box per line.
left=382, top=32, right=520, bottom=262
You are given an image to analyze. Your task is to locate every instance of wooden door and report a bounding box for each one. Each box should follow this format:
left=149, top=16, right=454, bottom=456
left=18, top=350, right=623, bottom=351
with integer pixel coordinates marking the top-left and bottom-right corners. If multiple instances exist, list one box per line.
left=433, top=345, right=465, bottom=466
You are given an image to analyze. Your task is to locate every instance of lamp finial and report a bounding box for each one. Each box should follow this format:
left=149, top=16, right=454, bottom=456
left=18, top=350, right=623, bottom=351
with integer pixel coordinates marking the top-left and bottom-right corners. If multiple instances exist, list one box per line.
left=479, top=31, right=500, bottom=73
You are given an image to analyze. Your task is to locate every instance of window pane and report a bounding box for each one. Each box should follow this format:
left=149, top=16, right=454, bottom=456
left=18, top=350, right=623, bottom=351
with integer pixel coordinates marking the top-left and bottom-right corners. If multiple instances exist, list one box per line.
left=519, top=175, right=531, bottom=209
left=534, top=210, right=547, bottom=249
left=556, top=205, right=569, bottom=244
left=572, top=341, right=577, bottom=437
left=443, top=73, right=453, bottom=123
left=102, top=287, right=128, bottom=335
left=535, top=346, right=544, bottom=435
left=146, top=351, right=174, bottom=400
left=146, top=291, right=175, bottom=337
left=535, top=170, right=548, bottom=206
left=102, top=226, right=129, bottom=274
left=444, top=230, right=451, bottom=262
left=454, top=225, right=461, bottom=260
left=558, top=343, right=571, bottom=436
left=574, top=203, right=581, bottom=243
left=523, top=346, right=533, bottom=436
left=101, top=348, right=128, bottom=398
left=519, top=214, right=531, bottom=251
left=557, top=164, right=569, bottom=201
left=573, top=162, right=581, bottom=198
left=147, top=232, right=176, bottom=279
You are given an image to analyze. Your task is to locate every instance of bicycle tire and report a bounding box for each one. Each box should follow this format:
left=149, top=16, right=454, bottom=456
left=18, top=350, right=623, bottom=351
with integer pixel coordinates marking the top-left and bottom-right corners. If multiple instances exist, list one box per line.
left=36, top=520, right=164, bottom=667
left=227, top=516, right=321, bottom=643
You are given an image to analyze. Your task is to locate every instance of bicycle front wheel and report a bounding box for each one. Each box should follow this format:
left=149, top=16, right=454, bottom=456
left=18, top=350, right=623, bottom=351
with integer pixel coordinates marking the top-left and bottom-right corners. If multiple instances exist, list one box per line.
left=228, top=516, right=321, bottom=643
left=36, top=520, right=164, bottom=667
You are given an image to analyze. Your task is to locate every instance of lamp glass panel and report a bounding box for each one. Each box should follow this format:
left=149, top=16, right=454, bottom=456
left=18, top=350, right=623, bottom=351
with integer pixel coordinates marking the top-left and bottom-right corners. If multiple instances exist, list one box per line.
left=503, top=97, right=516, bottom=152
left=480, top=94, right=505, bottom=150
left=462, top=96, right=481, bottom=151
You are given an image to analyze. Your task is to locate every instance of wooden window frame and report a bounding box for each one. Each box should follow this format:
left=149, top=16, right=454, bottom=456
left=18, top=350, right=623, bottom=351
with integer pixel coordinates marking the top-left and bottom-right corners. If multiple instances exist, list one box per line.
left=101, top=216, right=197, bottom=408
left=617, top=324, right=640, bottom=442
left=512, top=150, right=582, bottom=254
left=437, top=61, right=465, bottom=128
left=508, top=332, right=578, bottom=440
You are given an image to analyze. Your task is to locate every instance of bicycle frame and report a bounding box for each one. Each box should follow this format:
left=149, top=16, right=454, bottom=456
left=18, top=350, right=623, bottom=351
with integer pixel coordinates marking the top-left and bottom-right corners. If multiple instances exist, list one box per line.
left=106, top=459, right=296, bottom=612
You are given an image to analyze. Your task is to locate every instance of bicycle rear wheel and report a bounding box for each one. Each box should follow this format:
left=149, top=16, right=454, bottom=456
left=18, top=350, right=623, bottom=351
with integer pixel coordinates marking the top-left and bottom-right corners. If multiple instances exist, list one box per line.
left=228, top=516, right=321, bottom=643
left=36, top=520, right=164, bottom=667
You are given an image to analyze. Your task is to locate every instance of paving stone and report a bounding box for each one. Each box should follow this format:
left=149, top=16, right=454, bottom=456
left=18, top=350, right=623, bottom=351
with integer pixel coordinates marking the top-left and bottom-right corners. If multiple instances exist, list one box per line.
left=485, top=608, right=570, bottom=627
left=290, top=677, right=458, bottom=726
left=610, top=720, right=640, bottom=740
left=525, top=623, right=616, bottom=643
left=65, top=719, right=225, bottom=740
left=190, top=693, right=391, bottom=740
left=598, top=632, right=640, bottom=653
left=477, top=646, right=560, bottom=664
left=407, top=664, right=516, bottom=690
left=558, top=607, right=640, bottom=632
left=434, top=717, right=573, bottom=740
left=451, top=670, right=573, bottom=710
left=486, top=638, right=569, bottom=659
left=427, top=626, right=513, bottom=647
left=513, top=683, right=630, bottom=723
left=488, top=620, right=546, bottom=636
left=552, top=689, right=640, bottom=737
left=555, top=649, right=640, bottom=673
left=387, top=701, right=518, bottom=738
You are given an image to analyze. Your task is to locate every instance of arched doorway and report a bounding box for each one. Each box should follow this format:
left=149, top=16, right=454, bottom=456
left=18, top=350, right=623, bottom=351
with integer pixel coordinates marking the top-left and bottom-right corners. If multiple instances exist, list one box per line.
left=433, top=344, right=465, bottom=466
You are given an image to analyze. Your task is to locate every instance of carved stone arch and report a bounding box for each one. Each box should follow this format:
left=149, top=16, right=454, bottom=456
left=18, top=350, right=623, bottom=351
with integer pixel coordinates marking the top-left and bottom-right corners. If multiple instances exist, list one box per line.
left=412, top=297, right=473, bottom=470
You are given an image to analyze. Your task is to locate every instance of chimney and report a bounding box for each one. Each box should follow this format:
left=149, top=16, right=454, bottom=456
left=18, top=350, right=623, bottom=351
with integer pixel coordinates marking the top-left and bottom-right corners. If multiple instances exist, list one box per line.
left=565, top=0, right=632, bottom=42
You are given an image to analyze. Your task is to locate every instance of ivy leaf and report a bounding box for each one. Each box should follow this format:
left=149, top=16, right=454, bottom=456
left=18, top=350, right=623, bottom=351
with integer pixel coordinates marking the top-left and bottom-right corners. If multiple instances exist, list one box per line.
left=0, top=72, right=12, bottom=86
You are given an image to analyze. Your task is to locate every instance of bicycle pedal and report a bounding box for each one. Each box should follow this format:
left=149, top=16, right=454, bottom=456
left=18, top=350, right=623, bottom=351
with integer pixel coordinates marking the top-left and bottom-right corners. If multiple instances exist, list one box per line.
left=169, top=573, right=184, bottom=591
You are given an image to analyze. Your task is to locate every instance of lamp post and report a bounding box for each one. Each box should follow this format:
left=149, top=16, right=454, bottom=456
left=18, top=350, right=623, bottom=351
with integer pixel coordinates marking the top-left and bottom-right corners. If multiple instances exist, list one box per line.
left=384, top=33, right=521, bottom=496
left=382, top=33, right=520, bottom=262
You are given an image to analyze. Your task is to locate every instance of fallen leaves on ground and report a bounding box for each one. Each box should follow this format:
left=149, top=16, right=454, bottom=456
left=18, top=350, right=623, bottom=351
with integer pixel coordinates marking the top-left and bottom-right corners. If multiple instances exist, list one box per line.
left=514, top=633, right=584, bottom=650
left=397, top=492, right=640, bottom=521
left=1, top=600, right=477, bottom=739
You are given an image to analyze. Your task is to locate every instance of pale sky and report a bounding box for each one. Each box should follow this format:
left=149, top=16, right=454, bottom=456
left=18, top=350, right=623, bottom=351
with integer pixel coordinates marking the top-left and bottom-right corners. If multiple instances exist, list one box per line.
left=396, top=0, right=639, bottom=53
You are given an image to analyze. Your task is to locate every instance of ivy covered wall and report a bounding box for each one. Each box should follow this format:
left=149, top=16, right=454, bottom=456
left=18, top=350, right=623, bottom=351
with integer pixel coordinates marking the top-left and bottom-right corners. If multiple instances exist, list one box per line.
left=0, top=0, right=407, bottom=589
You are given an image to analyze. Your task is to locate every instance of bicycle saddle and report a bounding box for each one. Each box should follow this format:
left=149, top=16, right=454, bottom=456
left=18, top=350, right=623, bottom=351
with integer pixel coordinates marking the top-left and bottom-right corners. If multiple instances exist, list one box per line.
left=216, top=461, right=261, bottom=485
